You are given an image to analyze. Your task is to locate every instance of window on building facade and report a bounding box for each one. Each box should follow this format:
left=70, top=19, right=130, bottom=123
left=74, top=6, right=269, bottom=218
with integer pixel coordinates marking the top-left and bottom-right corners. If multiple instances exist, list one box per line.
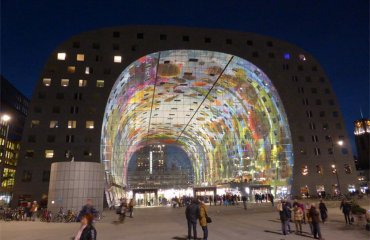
left=316, top=165, right=323, bottom=175
left=182, top=35, right=189, bottom=42
left=312, top=135, right=319, bottom=142
left=341, top=148, right=349, bottom=155
left=79, top=79, right=87, bottom=87
left=112, top=44, right=119, bottom=50
left=42, top=171, right=50, bottom=182
left=45, top=150, right=54, bottom=158
left=328, top=148, right=333, bottom=155
left=114, top=56, right=122, bottom=63
left=28, top=135, right=36, bottom=143
left=61, top=79, right=69, bottom=87
left=319, top=111, right=325, bottom=117
left=66, top=135, right=75, bottom=143
left=322, top=123, right=329, bottom=130
left=21, top=170, right=32, bottom=182
left=113, top=31, right=120, bottom=38
left=57, top=53, right=66, bottom=60
left=204, top=37, right=211, bottom=43
left=76, top=54, right=85, bottom=61
left=52, top=106, right=60, bottom=114
left=306, top=110, right=313, bottom=118
left=49, top=121, right=59, bottom=128
left=66, top=67, right=75, bottom=75
left=299, top=54, right=306, bottom=61
left=85, top=67, right=92, bottom=75
left=314, top=147, right=321, bottom=156
left=43, top=78, right=51, bottom=86
left=309, top=122, right=316, bottom=130
left=86, top=121, right=94, bottom=129
left=47, top=135, right=55, bottom=143
left=74, top=92, right=83, bottom=100
left=344, top=164, right=352, bottom=174
left=68, top=120, right=77, bottom=129
left=246, top=40, right=253, bottom=46
left=25, top=150, right=34, bottom=158
left=333, top=111, right=339, bottom=117
left=96, top=80, right=104, bottom=88
left=70, top=106, right=79, bottom=114
left=301, top=165, right=308, bottom=176
left=30, top=120, right=40, bottom=128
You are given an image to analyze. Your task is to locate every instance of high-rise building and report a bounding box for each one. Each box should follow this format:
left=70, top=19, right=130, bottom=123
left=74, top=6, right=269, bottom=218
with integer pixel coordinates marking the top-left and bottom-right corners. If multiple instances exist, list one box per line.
left=354, top=118, right=370, bottom=192
left=12, top=26, right=358, bottom=206
left=0, top=76, right=29, bottom=203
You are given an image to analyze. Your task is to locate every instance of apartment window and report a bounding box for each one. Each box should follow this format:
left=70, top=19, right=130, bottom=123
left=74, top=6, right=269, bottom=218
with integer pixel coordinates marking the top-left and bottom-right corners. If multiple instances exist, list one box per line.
left=74, top=92, right=82, bottom=100
left=45, top=150, right=54, bottom=158
left=204, top=37, right=211, bottom=43
left=25, top=150, right=34, bottom=158
left=341, top=148, right=349, bottom=155
left=311, top=88, right=317, bottom=94
left=302, top=98, right=309, bottom=106
left=76, top=54, right=85, bottom=61
left=34, top=106, right=42, bottom=113
left=328, top=148, right=333, bottom=155
left=226, top=39, right=232, bottom=44
left=305, top=76, right=312, bottom=83
left=333, top=111, right=339, bottom=117
left=322, top=123, right=329, bottom=130
left=324, top=88, right=331, bottom=94
left=309, top=122, right=316, bottom=130
left=316, top=99, right=322, bottom=105
left=67, top=66, right=76, bottom=73
left=28, top=135, right=36, bottom=143
left=86, top=121, right=94, bottom=129
left=252, top=52, right=259, bottom=58
left=137, top=33, right=144, bottom=39
left=312, top=66, right=318, bottom=71
left=344, top=164, right=352, bottom=174
left=268, top=52, right=275, bottom=58
left=47, top=135, right=55, bottom=143
left=112, top=44, right=120, bottom=50
left=299, top=54, right=306, bottom=61
left=66, top=135, right=75, bottom=143
left=306, top=110, right=313, bottom=118
left=312, top=135, right=319, bottom=142
left=114, top=56, right=122, bottom=63
left=160, top=34, right=167, bottom=40
left=21, top=170, right=32, bottom=182
left=316, top=165, right=323, bottom=175
left=113, top=31, right=120, bottom=38
left=57, top=52, right=66, bottom=60
left=335, top=123, right=342, bottom=129
left=52, top=106, right=60, bottom=114
left=182, top=35, right=190, bottom=42
left=292, top=75, right=298, bottom=82
left=96, top=80, right=104, bottom=88
left=30, top=120, right=40, bottom=128
left=131, top=45, right=137, bottom=51
left=79, top=79, right=87, bottom=87
left=68, top=120, right=77, bottom=129
left=49, top=120, right=59, bottom=128
left=319, top=111, right=325, bottom=117
left=43, top=78, right=51, bottom=86
left=298, top=87, right=304, bottom=93
left=73, top=42, right=80, bottom=48
left=92, top=43, right=100, bottom=49
left=70, top=106, right=79, bottom=114
left=314, top=147, right=321, bottom=156
left=328, top=100, right=335, bottom=106
left=42, top=171, right=50, bottom=182
left=301, top=165, right=308, bottom=176
left=283, top=64, right=289, bottom=70
left=61, top=79, right=69, bottom=87
left=319, top=77, right=326, bottom=83
left=95, top=55, right=103, bottom=62
left=246, top=40, right=253, bottom=46
left=56, top=92, right=64, bottom=99
left=85, top=67, right=92, bottom=74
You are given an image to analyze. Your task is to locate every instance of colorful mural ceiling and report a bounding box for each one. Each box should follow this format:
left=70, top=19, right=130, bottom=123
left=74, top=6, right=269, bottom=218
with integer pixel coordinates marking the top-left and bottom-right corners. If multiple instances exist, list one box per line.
left=101, top=50, right=293, bottom=200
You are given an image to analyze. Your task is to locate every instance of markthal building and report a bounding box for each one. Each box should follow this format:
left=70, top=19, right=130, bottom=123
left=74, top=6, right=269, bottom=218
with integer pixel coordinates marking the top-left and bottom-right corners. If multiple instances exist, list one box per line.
left=13, top=26, right=357, bottom=207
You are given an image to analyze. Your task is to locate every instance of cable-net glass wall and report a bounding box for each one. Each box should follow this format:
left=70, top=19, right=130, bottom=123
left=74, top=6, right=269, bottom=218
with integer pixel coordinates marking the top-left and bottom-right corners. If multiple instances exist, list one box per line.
left=101, top=50, right=293, bottom=206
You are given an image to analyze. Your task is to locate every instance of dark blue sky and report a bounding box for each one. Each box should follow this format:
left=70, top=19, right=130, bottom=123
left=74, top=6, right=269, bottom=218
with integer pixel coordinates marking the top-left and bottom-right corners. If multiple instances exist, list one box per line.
left=1, top=0, right=368, bottom=151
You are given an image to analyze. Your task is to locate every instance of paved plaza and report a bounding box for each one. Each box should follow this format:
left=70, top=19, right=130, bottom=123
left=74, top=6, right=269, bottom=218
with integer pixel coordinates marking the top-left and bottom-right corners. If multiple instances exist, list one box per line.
left=1, top=201, right=369, bottom=240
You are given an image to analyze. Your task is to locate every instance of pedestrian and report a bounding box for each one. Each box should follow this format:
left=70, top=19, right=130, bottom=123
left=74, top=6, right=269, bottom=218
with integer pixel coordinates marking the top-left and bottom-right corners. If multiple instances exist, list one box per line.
left=242, top=195, right=247, bottom=210
left=128, top=198, right=135, bottom=218
left=199, top=200, right=209, bottom=240
left=77, top=199, right=97, bottom=222
left=319, top=200, right=328, bottom=223
left=285, top=200, right=292, bottom=233
left=24, top=202, right=32, bottom=221
left=186, top=198, right=200, bottom=240
left=74, top=213, right=97, bottom=240
left=30, top=201, right=39, bottom=221
left=340, top=200, right=352, bottom=224
left=306, top=203, right=313, bottom=234
left=117, top=198, right=127, bottom=223
left=309, top=204, right=325, bottom=240
left=277, top=200, right=290, bottom=235
left=293, top=205, right=303, bottom=235
left=269, top=193, right=274, bottom=206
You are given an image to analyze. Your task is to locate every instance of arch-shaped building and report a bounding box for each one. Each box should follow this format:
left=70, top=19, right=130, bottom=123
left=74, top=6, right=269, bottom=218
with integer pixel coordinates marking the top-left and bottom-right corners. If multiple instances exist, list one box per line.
left=13, top=26, right=357, bottom=206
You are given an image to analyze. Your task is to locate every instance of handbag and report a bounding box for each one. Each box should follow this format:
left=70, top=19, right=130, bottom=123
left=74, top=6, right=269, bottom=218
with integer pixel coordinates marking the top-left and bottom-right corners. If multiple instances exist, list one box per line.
left=205, top=210, right=212, bottom=223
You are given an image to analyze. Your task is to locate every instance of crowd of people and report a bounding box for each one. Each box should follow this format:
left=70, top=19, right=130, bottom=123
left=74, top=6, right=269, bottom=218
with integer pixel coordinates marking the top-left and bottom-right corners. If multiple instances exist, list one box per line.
left=185, top=198, right=210, bottom=240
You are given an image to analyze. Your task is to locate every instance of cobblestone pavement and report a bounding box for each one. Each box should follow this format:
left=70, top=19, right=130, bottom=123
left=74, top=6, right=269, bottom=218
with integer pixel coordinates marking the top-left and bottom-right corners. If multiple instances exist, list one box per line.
left=1, top=200, right=369, bottom=240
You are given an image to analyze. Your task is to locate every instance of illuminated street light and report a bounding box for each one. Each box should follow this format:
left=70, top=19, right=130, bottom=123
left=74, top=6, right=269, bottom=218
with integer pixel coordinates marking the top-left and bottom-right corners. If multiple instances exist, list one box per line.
left=337, top=140, right=344, bottom=146
left=1, top=114, right=11, bottom=122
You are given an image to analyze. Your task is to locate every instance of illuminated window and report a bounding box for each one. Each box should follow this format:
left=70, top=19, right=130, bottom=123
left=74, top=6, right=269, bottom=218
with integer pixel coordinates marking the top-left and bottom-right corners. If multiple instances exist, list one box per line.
left=76, top=54, right=85, bottom=61
left=45, top=150, right=54, bottom=158
left=49, top=121, right=59, bottom=128
left=299, top=54, right=306, bottom=61
left=57, top=52, right=66, bottom=60
left=68, top=120, right=76, bottom=129
left=43, top=78, right=51, bottom=86
left=61, top=79, right=69, bottom=87
left=67, top=66, right=76, bottom=73
left=86, top=121, right=94, bottom=129
left=302, top=165, right=308, bottom=176
left=316, top=165, right=323, bottom=175
left=30, top=120, right=40, bottom=128
left=344, top=164, right=352, bottom=174
left=85, top=67, right=92, bottom=74
left=114, top=56, right=122, bottom=63
left=79, top=79, right=87, bottom=87
left=96, top=80, right=104, bottom=88
left=331, top=164, right=337, bottom=174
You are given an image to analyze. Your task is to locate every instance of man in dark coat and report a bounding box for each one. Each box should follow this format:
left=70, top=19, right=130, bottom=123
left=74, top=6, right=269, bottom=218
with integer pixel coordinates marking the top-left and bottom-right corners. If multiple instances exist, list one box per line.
left=309, top=204, right=324, bottom=240
left=186, top=198, right=200, bottom=240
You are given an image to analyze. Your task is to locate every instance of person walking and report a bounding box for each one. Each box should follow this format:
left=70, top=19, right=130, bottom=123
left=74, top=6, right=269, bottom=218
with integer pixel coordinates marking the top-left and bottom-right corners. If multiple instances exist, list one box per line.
left=340, top=200, right=352, bottom=224
left=186, top=198, right=200, bottom=240
left=242, top=195, right=247, bottom=210
left=269, top=193, right=274, bottom=206
left=278, top=200, right=290, bottom=235
left=293, top=205, right=303, bottom=235
left=128, top=198, right=135, bottom=218
left=30, top=201, right=39, bottom=221
left=77, top=199, right=97, bottom=222
left=74, top=213, right=97, bottom=240
left=199, top=200, right=209, bottom=240
left=309, top=204, right=325, bottom=240
left=319, top=200, right=328, bottom=223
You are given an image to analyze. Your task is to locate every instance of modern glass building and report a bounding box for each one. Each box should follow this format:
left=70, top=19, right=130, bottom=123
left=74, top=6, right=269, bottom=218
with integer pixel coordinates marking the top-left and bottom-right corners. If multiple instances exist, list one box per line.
left=12, top=26, right=357, bottom=206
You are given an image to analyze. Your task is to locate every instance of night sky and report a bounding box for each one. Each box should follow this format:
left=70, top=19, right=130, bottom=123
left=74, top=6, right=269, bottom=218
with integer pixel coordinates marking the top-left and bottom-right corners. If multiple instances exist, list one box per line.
left=1, top=0, right=368, bottom=151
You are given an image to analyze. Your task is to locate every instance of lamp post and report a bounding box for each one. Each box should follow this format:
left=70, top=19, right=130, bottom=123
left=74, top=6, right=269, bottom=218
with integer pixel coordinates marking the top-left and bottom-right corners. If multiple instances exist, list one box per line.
left=330, top=137, right=343, bottom=194
left=1, top=114, right=11, bottom=185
